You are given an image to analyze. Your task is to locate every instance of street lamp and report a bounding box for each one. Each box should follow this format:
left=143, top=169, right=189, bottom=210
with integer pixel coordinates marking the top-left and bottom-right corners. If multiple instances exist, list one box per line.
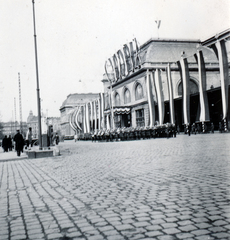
left=32, top=0, right=42, bottom=150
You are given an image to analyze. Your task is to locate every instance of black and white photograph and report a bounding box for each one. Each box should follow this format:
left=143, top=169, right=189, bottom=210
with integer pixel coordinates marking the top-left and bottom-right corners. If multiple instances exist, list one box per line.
left=0, top=0, right=230, bottom=239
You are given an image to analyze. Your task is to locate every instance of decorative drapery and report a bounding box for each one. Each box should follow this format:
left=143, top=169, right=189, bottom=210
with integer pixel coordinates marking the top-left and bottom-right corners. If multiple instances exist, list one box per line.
left=215, top=40, right=229, bottom=121
left=166, top=64, right=175, bottom=125
left=154, top=69, right=165, bottom=125
left=195, top=50, right=210, bottom=122
left=178, top=57, right=190, bottom=125
left=146, top=69, right=155, bottom=127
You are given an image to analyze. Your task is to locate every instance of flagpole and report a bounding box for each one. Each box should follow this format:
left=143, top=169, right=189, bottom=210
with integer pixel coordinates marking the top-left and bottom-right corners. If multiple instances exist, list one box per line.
left=32, top=0, right=42, bottom=150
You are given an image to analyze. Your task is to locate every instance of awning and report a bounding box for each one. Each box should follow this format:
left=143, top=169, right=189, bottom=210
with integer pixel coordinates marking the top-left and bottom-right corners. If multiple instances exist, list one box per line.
left=104, top=107, right=131, bottom=115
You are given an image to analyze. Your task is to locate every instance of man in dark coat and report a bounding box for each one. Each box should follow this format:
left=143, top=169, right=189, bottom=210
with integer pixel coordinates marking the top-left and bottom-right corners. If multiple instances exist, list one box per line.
left=13, top=130, right=24, bottom=156
left=2, top=135, right=8, bottom=152
left=8, top=135, right=13, bottom=151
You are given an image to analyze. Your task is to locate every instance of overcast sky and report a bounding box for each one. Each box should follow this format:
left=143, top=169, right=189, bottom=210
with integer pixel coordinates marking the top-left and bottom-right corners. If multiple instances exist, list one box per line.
left=0, top=0, right=229, bottom=122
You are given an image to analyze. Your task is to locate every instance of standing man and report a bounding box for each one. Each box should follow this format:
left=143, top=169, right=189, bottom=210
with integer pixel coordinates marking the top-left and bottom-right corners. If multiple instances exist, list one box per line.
left=8, top=135, right=13, bottom=151
left=2, top=135, right=8, bottom=152
left=26, top=127, right=33, bottom=150
left=13, top=130, right=24, bottom=156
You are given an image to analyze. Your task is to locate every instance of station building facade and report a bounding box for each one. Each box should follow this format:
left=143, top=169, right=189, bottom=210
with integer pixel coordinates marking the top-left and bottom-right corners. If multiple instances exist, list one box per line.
left=60, top=93, right=99, bottom=137
left=65, top=29, right=230, bottom=136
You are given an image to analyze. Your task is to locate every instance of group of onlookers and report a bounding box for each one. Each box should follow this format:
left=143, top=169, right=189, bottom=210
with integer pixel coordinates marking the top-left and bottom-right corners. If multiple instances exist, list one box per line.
left=1, top=135, right=13, bottom=152
left=1, top=127, right=34, bottom=157
left=1, top=127, right=60, bottom=157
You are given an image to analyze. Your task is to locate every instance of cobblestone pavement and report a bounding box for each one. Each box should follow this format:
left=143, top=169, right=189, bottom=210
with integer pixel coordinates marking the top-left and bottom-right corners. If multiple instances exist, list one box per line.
left=0, top=133, right=230, bottom=240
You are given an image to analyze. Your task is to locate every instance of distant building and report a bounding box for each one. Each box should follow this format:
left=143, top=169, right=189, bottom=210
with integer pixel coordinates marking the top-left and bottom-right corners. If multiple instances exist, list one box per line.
left=59, top=93, right=99, bottom=137
left=27, top=111, right=61, bottom=139
left=1, top=121, right=27, bottom=138
left=27, top=111, right=39, bottom=138
left=47, top=117, right=61, bottom=135
left=66, top=29, right=230, bottom=135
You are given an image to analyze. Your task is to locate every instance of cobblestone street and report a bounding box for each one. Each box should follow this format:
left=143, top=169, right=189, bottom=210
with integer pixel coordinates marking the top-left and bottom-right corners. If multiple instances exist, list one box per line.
left=0, top=133, right=230, bottom=240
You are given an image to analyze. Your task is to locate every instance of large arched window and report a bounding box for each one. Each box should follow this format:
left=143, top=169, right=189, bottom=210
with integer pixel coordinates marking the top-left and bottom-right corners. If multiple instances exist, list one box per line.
left=135, top=83, right=143, bottom=100
left=178, top=79, right=199, bottom=96
left=124, top=88, right=131, bottom=104
left=115, top=92, right=120, bottom=106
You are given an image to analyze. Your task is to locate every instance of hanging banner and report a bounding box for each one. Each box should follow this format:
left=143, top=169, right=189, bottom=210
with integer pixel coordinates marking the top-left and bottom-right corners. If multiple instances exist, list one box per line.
left=93, top=101, right=97, bottom=131
left=166, top=64, right=175, bottom=125
left=83, top=105, right=87, bottom=133
left=89, top=101, right=93, bottom=129
left=85, top=103, right=90, bottom=133
left=75, top=107, right=82, bottom=131
left=100, top=93, right=105, bottom=129
left=98, top=98, right=101, bottom=130
left=154, top=69, right=165, bottom=125
left=69, top=109, right=77, bottom=132
left=178, top=57, right=190, bottom=125
left=106, top=114, right=110, bottom=130
left=146, top=70, right=155, bottom=127
left=195, top=50, right=210, bottom=122
left=215, top=40, right=229, bottom=121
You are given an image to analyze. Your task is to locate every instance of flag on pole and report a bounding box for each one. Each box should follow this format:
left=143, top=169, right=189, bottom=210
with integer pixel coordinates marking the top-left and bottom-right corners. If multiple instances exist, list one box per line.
left=155, top=20, right=161, bottom=29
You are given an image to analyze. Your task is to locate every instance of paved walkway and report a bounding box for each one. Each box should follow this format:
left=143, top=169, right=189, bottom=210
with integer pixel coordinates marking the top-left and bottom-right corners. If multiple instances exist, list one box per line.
left=0, top=133, right=230, bottom=240
left=0, top=149, right=28, bottom=161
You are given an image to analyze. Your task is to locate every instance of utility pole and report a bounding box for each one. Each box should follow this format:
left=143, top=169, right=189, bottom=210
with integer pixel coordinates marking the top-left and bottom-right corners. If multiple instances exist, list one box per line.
left=18, top=73, right=23, bottom=134
left=32, top=0, right=42, bottom=150
left=14, top=98, right=17, bottom=132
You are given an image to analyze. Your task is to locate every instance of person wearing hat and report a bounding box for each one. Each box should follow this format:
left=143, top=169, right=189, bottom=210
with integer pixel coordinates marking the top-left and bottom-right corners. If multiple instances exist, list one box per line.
left=13, top=130, right=24, bottom=156
left=26, top=127, right=33, bottom=150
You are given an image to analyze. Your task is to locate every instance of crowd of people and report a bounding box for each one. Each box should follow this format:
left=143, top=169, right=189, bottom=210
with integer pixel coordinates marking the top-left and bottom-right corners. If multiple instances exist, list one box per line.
left=83, top=124, right=178, bottom=142
left=1, top=127, right=60, bottom=157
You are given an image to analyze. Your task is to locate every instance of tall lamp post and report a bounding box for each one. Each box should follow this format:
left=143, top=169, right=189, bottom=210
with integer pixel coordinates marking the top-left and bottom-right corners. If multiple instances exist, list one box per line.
left=32, top=0, right=42, bottom=150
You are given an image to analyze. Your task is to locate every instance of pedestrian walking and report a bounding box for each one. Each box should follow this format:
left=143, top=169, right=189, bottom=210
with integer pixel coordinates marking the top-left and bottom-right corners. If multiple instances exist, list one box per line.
left=13, top=130, right=24, bottom=156
left=74, top=133, right=78, bottom=142
left=26, top=127, right=33, bottom=149
left=211, top=122, right=214, bottom=133
left=8, top=135, right=13, bottom=151
left=53, top=133, right=59, bottom=145
left=2, top=135, right=8, bottom=152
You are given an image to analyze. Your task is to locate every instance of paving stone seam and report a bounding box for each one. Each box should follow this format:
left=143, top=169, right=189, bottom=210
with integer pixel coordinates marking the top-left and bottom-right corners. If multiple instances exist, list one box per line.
left=11, top=162, right=29, bottom=240
left=19, top=159, right=102, bottom=239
